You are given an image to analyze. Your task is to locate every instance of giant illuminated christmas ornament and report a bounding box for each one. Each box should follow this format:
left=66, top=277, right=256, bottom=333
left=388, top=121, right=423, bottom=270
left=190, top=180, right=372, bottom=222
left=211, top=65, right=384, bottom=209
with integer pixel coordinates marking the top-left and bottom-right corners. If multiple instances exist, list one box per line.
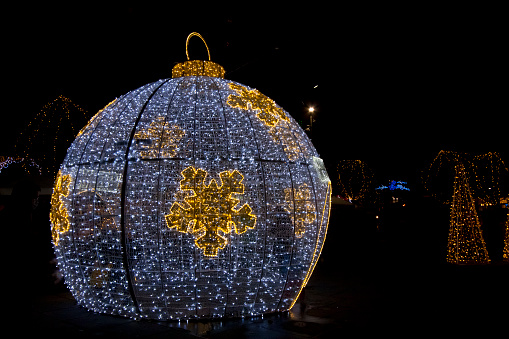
left=50, top=33, right=331, bottom=320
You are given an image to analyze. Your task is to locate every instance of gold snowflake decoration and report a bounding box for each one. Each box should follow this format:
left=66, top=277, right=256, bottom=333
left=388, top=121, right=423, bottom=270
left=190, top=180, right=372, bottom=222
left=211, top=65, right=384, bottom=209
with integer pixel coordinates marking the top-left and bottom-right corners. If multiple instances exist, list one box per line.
left=284, top=183, right=316, bottom=238
left=227, top=83, right=288, bottom=127
left=165, top=166, right=256, bottom=256
left=268, top=127, right=301, bottom=161
left=134, top=117, right=185, bottom=158
left=50, top=171, right=72, bottom=246
left=90, top=262, right=113, bottom=288
left=227, top=83, right=306, bottom=161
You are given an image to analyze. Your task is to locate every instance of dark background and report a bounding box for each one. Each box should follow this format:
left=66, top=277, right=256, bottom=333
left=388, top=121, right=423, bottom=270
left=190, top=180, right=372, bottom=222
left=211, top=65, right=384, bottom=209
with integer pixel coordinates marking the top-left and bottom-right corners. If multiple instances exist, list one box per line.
left=6, top=4, right=507, bottom=182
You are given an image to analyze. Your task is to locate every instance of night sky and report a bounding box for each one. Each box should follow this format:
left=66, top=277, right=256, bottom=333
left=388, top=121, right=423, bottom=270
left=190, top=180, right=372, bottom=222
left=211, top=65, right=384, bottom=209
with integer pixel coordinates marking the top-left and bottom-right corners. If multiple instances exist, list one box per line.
left=7, top=4, right=506, bottom=183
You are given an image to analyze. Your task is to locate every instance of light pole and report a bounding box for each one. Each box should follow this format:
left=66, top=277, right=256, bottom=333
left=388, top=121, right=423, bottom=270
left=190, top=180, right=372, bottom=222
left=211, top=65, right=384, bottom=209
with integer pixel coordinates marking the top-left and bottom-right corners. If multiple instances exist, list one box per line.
left=308, top=106, right=315, bottom=138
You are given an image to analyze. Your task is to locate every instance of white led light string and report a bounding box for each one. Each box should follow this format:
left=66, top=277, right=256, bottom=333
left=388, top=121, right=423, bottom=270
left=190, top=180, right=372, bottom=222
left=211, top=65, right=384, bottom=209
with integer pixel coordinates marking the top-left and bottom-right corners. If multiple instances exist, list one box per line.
left=215, top=78, right=270, bottom=315
left=60, top=88, right=139, bottom=316
left=154, top=78, right=186, bottom=317
left=127, top=79, right=182, bottom=317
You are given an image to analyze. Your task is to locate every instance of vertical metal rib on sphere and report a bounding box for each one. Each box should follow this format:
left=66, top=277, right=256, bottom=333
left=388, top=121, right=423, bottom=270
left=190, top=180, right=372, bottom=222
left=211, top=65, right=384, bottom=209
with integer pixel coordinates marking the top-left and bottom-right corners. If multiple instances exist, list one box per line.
left=53, top=75, right=331, bottom=320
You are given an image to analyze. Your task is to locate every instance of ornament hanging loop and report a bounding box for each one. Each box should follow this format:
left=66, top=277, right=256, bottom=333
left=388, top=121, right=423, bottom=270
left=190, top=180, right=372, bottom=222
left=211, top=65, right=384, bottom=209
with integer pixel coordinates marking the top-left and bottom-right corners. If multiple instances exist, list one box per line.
left=186, top=32, right=211, bottom=61
left=172, top=32, right=225, bottom=78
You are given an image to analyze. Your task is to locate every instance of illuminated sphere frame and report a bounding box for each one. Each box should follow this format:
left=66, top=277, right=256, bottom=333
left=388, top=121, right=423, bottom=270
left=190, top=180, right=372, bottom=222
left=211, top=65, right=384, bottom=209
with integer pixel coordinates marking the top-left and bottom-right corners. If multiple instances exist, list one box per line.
left=51, top=33, right=331, bottom=320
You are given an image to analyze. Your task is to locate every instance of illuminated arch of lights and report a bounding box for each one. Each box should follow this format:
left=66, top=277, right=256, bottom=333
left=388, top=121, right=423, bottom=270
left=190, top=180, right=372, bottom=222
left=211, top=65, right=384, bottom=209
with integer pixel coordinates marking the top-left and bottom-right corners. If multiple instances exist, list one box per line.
left=424, top=150, right=509, bottom=264
left=336, top=160, right=375, bottom=203
left=15, top=95, right=90, bottom=175
left=423, top=150, right=508, bottom=205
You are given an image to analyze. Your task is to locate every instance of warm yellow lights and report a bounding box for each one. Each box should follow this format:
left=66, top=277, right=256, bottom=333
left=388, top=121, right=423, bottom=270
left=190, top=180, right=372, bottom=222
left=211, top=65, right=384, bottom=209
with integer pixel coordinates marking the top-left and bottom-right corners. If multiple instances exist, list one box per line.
left=290, top=181, right=331, bottom=310
left=133, top=117, right=185, bottom=158
left=185, top=32, right=211, bottom=61
left=16, top=95, right=89, bottom=175
left=227, top=82, right=308, bottom=161
left=284, top=183, right=316, bottom=238
left=90, top=263, right=113, bottom=288
left=268, top=127, right=301, bottom=161
left=336, top=160, right=375, bottom=203
left=423, top=151, right=509, bottom=264
left=76, top=99, right=116, bottom=138
left=171, top=32, right=225, bottom=78
left=172, top=60, right=225, bottom=78
left=165, top=166, right=256, bottom=256
left=504, top=211, right=509, bottom=262
left=472, top=152, right=507, bottom=205
left=50, top=171, right=72, bottom=246
left=424, top=150, right=507, bottom=205
left=50, top=32, right=331, bottom=319
left=227, top=83, right=288, bottom=127
left=447, top=163, right=490, bottom=264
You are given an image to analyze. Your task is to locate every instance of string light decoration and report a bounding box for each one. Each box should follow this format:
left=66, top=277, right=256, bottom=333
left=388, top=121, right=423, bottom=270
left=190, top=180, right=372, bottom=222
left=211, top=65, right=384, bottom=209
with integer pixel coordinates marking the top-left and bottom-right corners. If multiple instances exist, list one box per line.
left=165, top=166, right=256, bottom=257
left=133, top=117, right=185, bottom=159
left=424, top=151, right=498, bottom=264
left=447, top=163, right=490, bottom=264
left=423, top=150, right=462, bottom=204
left=50, top=33, right=331, bottom=320
left=504, top=210, right=509, bottom=261
left=283, top=183, right=316, bottom=238
left=50, top=170, right=72, bottom=246
left=471, top=152, right=508, bottom=206
left=423, top=150, right=508, bottom=205
left=0, top=156, right=41, bottom=175
left=15, top=95, right=90, bottom=175
left=376, top=180, right=410, bottom=191
left=227, top=83, right=306, bottom=161
left=336, top=160, right=375, bottom=203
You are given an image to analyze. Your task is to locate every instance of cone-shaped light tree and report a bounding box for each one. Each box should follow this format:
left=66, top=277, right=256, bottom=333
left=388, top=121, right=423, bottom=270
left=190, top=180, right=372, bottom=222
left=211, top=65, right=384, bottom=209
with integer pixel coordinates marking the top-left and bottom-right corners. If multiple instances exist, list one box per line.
left=447, top=163, right=490, bottom=264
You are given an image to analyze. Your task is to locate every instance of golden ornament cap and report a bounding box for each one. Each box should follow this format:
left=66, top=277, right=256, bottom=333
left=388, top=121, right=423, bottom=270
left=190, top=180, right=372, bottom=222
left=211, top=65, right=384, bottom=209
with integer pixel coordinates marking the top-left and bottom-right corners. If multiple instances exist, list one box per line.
left=172, top=32, right=225, bottom=78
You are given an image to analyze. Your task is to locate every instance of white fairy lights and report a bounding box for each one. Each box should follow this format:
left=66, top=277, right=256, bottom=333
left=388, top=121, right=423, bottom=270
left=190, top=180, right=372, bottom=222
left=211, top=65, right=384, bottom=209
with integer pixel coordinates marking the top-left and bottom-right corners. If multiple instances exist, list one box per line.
left=50, top=33, right=331, bottom=320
